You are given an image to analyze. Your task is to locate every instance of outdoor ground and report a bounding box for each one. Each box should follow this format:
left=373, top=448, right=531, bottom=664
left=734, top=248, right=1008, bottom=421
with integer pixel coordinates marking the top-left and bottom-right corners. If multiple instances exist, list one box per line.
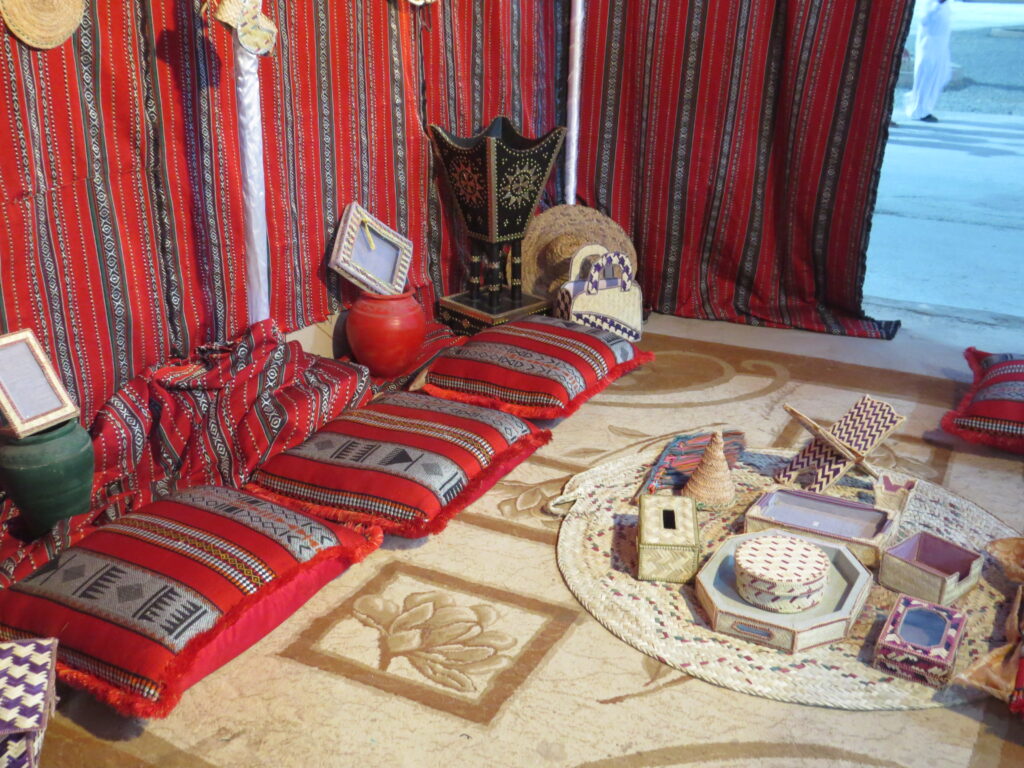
left=864, top=1, right=1024, bottom=319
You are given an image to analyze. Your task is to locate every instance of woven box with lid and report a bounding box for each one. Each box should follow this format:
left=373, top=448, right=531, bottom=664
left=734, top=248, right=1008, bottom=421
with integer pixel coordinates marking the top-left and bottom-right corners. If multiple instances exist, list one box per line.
left=734, top=533, right=830, bottom=614
left=636, top=495, right=701, bottom=583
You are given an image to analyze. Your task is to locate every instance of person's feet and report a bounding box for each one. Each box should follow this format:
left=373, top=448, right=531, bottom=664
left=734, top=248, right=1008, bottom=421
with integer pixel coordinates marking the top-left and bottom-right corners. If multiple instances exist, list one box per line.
left=920, top=114, right=939, bottom=123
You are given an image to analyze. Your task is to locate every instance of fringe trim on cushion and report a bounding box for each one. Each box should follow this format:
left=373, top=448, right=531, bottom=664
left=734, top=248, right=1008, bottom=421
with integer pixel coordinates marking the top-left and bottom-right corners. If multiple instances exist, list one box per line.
left=423, top=349, right=655, bottom=420
left=245, top=428, right=552, bottom=538
left=940, top=347, right=1024, bottom=456
left=54, top=529, right=383, bottom=719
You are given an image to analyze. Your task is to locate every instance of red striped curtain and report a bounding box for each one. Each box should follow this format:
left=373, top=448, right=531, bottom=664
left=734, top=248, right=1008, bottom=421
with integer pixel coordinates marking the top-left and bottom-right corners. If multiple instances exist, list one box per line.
left=576, top=0, right=911, bottom=338
left=0, top=1, right=249, bottom=424
left=260, top=0, right=567, bottom=331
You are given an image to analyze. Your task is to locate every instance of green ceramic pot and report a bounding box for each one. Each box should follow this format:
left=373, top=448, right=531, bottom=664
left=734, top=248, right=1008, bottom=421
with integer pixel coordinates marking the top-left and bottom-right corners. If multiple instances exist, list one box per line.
left=0, top=419, right=94, bottom=537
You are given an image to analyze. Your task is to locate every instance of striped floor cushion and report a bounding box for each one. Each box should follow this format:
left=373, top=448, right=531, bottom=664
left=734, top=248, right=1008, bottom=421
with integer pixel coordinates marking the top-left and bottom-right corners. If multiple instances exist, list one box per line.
left=250, top=392, right=551, bottom=537
left=0, top=487, right=381, bottom=719
left=422, top=316, right=654, bottom=419
left=942, top=348, right=1024, bottom=455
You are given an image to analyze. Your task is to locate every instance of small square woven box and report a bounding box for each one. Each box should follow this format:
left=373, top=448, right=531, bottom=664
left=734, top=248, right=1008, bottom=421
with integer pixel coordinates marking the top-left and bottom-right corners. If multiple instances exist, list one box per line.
left=0, top=638, right=58, bottom=768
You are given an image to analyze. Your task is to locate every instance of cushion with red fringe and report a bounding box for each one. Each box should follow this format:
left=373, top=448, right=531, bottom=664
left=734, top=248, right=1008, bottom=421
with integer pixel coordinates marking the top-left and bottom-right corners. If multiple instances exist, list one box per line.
left=0, top=486, right=381, bottom=719
left=420, top=316, right=653, bottom=419
left=941, top=348, right=1024, bottom=455
left=249, top=392, right=550, bottom=537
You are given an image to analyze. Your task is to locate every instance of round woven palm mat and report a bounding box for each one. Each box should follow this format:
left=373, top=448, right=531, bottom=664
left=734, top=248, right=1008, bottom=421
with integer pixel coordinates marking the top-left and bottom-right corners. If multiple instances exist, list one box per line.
left=554, top=449, right=1018, bottom=710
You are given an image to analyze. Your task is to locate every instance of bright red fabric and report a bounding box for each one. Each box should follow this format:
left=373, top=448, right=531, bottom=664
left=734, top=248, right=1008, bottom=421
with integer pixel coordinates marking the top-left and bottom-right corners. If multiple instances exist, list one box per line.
left=423, top=318, right=653, bottom=419
left=0, top=487, right=382, bottom=718
left=941, top=349, right=1024, bottom=455
left=575, top=1, right=910, bottom=338
left=251, top=392, right=550, bottom=536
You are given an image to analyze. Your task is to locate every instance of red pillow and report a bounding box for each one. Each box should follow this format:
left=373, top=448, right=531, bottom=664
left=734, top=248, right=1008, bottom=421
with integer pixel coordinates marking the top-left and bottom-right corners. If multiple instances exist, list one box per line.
left=422, top=316, right=653, bottom=419
left=941, top=348, right=1024, bottom=454
left=250, top=392, right=550, bottom=537
left=0, top=487, right=381, bottom=718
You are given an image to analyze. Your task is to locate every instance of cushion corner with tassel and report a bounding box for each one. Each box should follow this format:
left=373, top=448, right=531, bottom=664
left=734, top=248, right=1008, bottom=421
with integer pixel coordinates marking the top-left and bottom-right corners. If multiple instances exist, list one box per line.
left=941, top=348, right=1024, bottom=455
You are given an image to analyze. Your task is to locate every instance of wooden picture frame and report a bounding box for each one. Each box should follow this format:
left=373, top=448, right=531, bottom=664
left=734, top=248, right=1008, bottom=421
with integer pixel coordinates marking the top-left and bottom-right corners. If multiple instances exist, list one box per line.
left=0, top=329, right=79, bottom=439
left=328, top=202, right=413, bottom=295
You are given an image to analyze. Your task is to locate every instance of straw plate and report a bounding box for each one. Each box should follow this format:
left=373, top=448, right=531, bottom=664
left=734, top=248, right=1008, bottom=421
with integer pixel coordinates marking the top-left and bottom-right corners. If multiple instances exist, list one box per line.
left=0, top=0, right=84, bottom=49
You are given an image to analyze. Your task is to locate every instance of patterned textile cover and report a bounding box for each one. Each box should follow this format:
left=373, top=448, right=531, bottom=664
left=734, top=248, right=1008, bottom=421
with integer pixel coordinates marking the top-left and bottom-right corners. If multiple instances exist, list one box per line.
left=574, top=1, right=910, bottom=338
left=422, top=316, right=653, bottom=419
left=942, top=348, right=1024, bottom=455
left=0, top=487, right=381, bottom=719
left=733, top=534, right=831, bottom=614
left=0, top=639, right=57, bottom=768
left=874, top=594, right=968, bottom=687
left=251, top=392, right=550, bottom=537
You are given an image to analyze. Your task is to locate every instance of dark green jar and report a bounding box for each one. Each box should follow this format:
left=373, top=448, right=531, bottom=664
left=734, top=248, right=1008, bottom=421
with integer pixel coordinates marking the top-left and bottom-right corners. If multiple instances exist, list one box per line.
left=0, top=419, right=95, bottom=538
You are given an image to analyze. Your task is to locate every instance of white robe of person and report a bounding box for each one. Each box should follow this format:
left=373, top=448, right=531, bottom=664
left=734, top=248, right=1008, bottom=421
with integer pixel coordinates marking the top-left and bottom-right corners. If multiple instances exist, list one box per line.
left=904, top=0, right=953, bottom=120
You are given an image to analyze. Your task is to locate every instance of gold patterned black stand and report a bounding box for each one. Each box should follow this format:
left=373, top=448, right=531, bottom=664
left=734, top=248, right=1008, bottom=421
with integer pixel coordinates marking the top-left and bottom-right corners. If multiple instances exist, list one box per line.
left=438, top=290, right=550, bottom=336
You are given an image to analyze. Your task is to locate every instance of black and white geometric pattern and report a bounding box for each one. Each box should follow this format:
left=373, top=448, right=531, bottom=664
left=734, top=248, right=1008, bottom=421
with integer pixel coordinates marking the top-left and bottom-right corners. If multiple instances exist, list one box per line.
left=1, top=638, right=57, bottom=768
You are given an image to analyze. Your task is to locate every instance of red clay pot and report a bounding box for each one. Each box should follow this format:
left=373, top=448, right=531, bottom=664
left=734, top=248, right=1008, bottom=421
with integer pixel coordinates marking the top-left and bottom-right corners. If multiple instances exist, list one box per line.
left=346, top=290, right=426, bottom=378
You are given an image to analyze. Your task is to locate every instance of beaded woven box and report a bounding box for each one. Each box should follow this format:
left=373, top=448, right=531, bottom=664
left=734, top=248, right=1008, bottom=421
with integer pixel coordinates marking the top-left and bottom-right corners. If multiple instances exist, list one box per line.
left=873, top=594, right=968, bottom=687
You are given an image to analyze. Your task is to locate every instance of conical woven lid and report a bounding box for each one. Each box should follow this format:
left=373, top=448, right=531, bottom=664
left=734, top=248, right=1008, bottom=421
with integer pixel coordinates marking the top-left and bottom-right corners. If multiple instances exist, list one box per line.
left=682, top=431, right=735, bottom=506
left=0, top=0, right=84, bottom=49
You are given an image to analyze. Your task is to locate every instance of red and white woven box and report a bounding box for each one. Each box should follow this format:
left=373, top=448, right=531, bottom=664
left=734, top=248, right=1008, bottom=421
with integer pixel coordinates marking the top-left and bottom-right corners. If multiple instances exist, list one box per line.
left=734, top=533, right=831, bottom=614
left=873, top=594, right=968, bottom=687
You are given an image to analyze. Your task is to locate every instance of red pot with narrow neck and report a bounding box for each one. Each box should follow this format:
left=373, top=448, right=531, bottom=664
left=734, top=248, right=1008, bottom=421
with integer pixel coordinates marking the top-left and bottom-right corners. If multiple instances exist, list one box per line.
left=345, top=290, right=426, bottom=378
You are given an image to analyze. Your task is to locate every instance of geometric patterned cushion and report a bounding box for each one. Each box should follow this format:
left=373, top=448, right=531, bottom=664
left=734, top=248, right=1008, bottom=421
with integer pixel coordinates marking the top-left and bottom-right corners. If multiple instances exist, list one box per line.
left=250, top=393, right=551, bottom=537
left=941, top=348, right=1024, bottom=455
left=0, top=488, right=381, bottom=719
left=422, top=316, right=654, bottom=419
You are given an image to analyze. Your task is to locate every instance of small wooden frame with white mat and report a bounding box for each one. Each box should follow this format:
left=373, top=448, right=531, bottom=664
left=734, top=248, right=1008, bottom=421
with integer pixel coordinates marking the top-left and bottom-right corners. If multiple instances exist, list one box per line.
left=0, top=329, right=79, bottom=439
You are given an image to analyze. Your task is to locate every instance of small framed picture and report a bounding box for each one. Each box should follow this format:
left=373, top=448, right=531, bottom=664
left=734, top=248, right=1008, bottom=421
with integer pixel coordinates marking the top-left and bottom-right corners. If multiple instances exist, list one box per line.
left=0, top=329, right=79, bottom=439
left=328, top=202, right=413, bottom=295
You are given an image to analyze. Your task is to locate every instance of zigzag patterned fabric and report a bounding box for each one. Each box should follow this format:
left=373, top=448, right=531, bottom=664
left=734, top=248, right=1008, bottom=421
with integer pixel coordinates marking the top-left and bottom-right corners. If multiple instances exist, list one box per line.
left=250, top=392, right=550, bottom=537
left=0, top=488, right=381, bottom=719
left=776, top=396, right=903, bottom=492
left=0, top=639, right=57, bottom=768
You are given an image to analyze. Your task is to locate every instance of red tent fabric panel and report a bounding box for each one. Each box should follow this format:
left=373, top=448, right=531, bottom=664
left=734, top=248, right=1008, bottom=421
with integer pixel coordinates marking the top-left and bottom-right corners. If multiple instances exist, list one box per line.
left=575, top=0, right=910, bottom=338
left=0, top=3, right=248, bottom=424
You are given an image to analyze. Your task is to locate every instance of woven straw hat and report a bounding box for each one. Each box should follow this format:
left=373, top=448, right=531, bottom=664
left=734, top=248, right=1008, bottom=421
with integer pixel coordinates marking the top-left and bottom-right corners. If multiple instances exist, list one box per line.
left=682, top=431, right=735, bottom=507
left=521, top=205, right=636, bottom=300
left=0, top=0, right=85, bottom=49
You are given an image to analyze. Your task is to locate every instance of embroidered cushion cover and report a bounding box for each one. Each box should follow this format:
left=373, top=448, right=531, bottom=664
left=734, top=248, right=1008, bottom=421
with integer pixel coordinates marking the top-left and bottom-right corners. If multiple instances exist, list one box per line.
left=421, top=316, right=654, bottom=419
left=250, top=392, right=551, bottom=537
left=0, top=487, right=381, bottom=718
left=941, top=348, right=1024, bottom=454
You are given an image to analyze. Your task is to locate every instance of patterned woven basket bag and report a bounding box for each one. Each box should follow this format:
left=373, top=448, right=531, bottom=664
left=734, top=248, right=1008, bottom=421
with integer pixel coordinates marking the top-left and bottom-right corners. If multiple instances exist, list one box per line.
left=554, top=249, right=643, bottom=342
left=0, top=639, right=57, bottom=768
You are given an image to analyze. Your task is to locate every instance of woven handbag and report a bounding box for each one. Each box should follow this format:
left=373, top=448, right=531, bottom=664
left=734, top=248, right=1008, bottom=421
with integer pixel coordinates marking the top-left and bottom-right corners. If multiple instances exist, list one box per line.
left=553, top=249, right=643, bottom=341
left=0, top=639, right=57, bottom=768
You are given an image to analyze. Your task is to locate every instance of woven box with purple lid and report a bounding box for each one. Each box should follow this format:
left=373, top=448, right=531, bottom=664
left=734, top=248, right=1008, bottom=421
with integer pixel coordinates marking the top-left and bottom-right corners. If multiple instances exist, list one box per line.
left=0, top=638, right=58, bottom=768
left=873, top=594, right=968, bottom=687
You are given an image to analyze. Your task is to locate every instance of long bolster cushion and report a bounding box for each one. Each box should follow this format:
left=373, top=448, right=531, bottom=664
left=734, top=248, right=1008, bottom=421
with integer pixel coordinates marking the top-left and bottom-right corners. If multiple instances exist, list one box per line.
left=941, top=348, right=1024, bottom=454
left=420, top=316, right=654, bottom=420
left=0, top=487, right=381, bottom=719
left=249, top=392, right=551, bottom=537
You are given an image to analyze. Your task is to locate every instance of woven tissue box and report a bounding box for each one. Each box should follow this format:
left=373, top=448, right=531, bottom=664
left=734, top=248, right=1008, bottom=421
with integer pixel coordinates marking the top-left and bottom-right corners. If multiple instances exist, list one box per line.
left=734, top=533, right=831, bottom=614
left=636, top=495, right=700, bottom=583
left=879, top=532, right=983, bottom=606
left=873, top=594, right=968, bottom=687
left=1, top=638, right=58, bottom=768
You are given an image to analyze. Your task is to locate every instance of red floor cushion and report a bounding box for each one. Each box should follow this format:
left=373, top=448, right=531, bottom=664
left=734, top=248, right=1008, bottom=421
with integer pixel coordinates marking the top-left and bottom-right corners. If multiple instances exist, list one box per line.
left=0, top=487, right=381, bottom=719
left=941, top=348, right=1024, bottom=454
left=421, top=316, right=653, bottom=419
left=250, top=392, right=551, bottom=537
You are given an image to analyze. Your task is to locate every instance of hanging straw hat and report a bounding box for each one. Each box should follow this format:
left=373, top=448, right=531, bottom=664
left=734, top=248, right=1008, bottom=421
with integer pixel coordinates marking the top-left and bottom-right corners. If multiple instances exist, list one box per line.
left=521, top=205, right=636, bottom=300
left=210, top=0, right=276, bottom=56
left=682, top=431, right=736, bottom=507
left=0, top=0, right=85, bottom=50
